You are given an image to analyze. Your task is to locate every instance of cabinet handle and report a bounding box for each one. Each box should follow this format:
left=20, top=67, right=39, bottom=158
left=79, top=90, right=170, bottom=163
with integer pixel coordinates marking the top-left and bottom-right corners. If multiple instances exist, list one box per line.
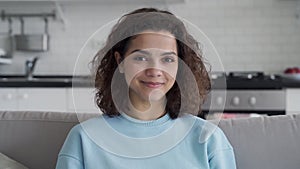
left=19, top=93, right=29, bottom=99
left=4, top=93, right=13, bottom=100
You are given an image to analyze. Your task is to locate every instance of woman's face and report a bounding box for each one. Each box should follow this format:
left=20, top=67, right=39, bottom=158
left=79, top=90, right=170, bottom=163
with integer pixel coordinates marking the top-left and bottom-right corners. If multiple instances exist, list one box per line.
left=115, top=31, right=178, bottom=104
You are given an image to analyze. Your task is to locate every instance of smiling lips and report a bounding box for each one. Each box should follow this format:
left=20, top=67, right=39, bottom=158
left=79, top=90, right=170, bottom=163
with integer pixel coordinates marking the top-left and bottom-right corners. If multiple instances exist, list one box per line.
left=141, top=81, right=164, bottom=88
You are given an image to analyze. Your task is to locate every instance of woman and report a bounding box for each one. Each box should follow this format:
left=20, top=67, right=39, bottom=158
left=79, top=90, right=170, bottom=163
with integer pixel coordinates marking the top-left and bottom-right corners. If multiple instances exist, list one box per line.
left=56, top=8, right=236, bottom=169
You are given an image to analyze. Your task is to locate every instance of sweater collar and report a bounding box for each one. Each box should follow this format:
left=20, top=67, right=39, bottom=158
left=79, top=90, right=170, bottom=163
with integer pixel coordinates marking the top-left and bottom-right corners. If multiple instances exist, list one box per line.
left=119, top=112, right=171, bottom=127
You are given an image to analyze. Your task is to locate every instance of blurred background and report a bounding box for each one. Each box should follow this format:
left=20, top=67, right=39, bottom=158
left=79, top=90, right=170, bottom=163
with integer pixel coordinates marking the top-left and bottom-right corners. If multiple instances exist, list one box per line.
left=0, top=0, right=300, bottom=118
left=0, top=0, right=299, bottom=75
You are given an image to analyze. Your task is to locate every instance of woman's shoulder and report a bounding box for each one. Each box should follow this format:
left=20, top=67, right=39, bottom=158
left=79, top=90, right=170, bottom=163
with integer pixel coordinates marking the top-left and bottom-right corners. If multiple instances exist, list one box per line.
left=68, top=114, right=121, bottom=137
left=181, top=114, right=230, bottom=145
left=68, top=116, right=104, bottom=135
left=180, top=113, right=216, bottom=130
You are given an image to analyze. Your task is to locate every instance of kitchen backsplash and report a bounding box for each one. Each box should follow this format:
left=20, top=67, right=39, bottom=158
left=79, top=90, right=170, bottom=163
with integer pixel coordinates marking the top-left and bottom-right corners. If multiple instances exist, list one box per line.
left=0, top=0, right=300, bottom=75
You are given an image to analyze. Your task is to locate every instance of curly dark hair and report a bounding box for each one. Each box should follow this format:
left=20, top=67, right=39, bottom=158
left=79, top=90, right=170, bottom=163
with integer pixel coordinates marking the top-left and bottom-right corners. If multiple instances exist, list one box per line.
left=91, top=8, right=211, bottom=119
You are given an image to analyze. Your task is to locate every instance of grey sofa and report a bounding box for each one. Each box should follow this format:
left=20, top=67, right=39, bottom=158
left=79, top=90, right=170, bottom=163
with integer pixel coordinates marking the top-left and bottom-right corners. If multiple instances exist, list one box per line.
left=0, top=111, right=300, bottom=169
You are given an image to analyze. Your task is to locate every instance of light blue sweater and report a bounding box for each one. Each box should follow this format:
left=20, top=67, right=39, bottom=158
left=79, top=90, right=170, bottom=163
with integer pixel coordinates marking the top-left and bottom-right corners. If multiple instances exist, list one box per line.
left=56, top=113, right=236, bottom=169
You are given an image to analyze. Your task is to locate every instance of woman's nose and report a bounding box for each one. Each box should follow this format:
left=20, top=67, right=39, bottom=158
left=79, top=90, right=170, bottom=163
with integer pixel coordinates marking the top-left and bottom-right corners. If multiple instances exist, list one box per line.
left=145, top=68, right=163, bottom=77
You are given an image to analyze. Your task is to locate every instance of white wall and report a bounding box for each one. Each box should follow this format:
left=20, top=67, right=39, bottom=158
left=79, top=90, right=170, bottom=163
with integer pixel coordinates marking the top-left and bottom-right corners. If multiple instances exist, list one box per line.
left=170, top=0, right=300, bottom=73
left=0, top=0, right=300, bottom=75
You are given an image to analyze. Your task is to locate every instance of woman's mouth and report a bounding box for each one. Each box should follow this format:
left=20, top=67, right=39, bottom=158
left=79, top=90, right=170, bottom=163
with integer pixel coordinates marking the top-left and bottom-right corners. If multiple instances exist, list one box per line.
left=141, top=81, right=164, bottom=88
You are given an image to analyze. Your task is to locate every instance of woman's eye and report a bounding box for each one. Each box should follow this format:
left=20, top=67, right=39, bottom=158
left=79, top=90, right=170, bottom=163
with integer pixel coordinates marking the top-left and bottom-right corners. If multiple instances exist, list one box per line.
left=162, top=57, right=175, bottom=63
left=133, top=56, right=147, bottom=61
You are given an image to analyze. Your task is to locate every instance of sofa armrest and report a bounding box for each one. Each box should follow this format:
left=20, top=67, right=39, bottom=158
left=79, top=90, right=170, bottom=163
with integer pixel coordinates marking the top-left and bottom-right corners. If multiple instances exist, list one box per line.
left=0, top=111, right=98, bottom=169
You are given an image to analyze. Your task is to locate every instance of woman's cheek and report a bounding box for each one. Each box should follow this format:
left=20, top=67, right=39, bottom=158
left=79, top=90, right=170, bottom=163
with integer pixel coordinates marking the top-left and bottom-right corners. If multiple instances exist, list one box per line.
left=161, top=64, right=178, bottom=80
left=124, top=64, right=144, bottom=84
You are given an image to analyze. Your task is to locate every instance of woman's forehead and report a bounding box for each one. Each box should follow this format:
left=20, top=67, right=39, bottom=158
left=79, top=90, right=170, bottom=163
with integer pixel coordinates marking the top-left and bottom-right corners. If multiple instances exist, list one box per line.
left=125, top=31, right=177, bottom=55
left=134, top=30, right=175, bottom=38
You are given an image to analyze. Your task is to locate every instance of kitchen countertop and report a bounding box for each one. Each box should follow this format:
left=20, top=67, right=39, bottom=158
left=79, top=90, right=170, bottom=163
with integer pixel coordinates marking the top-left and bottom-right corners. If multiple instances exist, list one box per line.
left=281, top=78, right=300, bottom=88
left=0, top=75, right=93, bottom=88
left=211, top=75, right=300, bottom=89
left=211, top=77, right=283, bottom=89
left=0, top=74, right=300, bottom=88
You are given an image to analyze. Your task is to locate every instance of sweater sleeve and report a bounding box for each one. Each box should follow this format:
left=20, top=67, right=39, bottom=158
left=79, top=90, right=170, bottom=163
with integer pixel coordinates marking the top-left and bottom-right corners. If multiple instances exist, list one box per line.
left=55, top=125, right=84, bottom=169
left=207, top=127, right=237, bottom=169
left=56, top=155, right=83, bottom=169
left=209, top=149, right=236, bottom=169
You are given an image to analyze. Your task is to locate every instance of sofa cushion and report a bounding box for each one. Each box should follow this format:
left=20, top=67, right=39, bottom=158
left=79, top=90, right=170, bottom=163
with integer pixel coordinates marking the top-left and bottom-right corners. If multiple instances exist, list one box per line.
left=0, top=152, right=28, bottom=169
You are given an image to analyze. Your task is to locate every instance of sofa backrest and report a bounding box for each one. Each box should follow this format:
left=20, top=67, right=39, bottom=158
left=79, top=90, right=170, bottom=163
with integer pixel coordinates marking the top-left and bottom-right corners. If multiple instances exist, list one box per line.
left=218, top=113, right=300, bottom=169
left=1, top=111, right=300, bottom=169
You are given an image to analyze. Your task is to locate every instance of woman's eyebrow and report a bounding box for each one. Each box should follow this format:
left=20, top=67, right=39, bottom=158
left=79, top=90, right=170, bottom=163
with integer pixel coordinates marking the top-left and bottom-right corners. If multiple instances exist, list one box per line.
left=161, top=51, right=177, bottom=56
left=129, top=49, right=151, bottom=55
left=129, top=49, right=177, bottom=56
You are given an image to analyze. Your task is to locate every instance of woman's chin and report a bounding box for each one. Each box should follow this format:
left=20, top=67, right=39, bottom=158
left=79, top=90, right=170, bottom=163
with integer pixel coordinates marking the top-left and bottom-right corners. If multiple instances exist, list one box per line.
left=148, top=90, right=166, bottom=102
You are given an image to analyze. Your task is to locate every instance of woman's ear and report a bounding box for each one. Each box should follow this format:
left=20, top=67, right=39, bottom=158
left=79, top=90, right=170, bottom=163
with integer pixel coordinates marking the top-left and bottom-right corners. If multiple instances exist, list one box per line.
left=114, top=51, right=124, bottom=73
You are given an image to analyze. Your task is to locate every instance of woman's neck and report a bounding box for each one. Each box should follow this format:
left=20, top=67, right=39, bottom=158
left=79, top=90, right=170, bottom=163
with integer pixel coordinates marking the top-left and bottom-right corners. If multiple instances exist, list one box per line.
left=125, top=97, right=167, bottom=121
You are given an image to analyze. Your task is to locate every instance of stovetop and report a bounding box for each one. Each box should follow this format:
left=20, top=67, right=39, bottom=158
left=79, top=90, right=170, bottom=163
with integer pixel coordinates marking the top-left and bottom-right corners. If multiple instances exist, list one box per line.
left=210, top=71, right=283, bottom=89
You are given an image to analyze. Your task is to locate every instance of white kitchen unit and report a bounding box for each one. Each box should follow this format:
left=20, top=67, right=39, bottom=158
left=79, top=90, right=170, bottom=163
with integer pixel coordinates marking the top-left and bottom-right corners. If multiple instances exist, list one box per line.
left=18, top=88, right=67, bottom=111
left=0, top=87, right=99, bottom=113
left=66, top=88, right=100, bottom=114
left=0, top=88, right=67, bottom=112
left=286, top=89, right=300, bottom=114
left=0, top=88, right=18, bottom=110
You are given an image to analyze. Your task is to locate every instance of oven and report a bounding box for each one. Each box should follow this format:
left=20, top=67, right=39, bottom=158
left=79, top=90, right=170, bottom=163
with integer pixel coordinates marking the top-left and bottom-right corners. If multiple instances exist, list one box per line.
left=201, top=72, right=286, bottom=119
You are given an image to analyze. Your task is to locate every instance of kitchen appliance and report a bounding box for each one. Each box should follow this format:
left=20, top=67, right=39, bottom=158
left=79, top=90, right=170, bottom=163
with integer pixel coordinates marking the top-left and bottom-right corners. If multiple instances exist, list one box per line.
left=202, top=71, right=285, bottom=119
left=1, top=10, right=55, bottom=52
left=14, top=18, right=49, bottom=52
left=0, top=49, right=12, bottom=64
left=0, top=17, right=13, bottom=64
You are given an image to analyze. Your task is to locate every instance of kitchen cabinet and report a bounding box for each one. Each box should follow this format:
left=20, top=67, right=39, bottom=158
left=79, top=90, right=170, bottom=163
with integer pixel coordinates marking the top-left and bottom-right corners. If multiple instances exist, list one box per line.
left=66, top=88, right=100, bottom=113
left=286, top=89, right=300, bottom=114
left=0, top=88, right=18, bottom=110
left=0, top=87, right=99, bottom=113
left=0, top=88, right=66, bottom=112
left=2, top=87, right=300, bottom=115
left=54, top=0, right=186, bottom=5
left=18, top=88, right=67, bottom=111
